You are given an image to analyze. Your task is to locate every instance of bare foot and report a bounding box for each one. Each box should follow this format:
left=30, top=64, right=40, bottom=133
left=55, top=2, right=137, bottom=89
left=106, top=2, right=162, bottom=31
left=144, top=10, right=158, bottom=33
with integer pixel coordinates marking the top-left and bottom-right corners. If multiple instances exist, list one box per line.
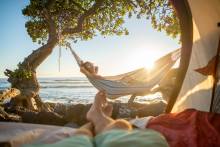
left=86, top=91, right=106, bottom=123
left=87, top=91, right=114, bottom=134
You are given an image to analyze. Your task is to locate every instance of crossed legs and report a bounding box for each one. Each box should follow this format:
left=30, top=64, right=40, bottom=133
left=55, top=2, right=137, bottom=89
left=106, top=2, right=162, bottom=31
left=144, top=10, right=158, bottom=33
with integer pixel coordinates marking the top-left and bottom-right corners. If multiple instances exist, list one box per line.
left=74, top=91, right=132, bottom=137
left=87, top=91, right=132, bottom=134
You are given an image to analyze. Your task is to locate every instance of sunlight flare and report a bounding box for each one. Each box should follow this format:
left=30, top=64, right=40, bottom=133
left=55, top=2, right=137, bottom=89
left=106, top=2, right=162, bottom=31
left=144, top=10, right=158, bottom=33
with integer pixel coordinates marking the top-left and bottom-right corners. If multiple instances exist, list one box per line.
left=144, top=60, right=155, bottom=70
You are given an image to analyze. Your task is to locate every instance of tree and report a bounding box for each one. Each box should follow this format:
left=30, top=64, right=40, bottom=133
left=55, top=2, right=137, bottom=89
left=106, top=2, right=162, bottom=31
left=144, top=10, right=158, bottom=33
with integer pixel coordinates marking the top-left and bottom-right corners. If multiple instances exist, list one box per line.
left=4, top=0, right=179, bottom=111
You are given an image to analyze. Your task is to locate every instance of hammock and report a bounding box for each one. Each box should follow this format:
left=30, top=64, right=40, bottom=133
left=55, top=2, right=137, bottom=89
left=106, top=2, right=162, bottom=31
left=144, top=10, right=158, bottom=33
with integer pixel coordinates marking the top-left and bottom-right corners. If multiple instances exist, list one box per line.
left=68, top=45, right=180, bottom=99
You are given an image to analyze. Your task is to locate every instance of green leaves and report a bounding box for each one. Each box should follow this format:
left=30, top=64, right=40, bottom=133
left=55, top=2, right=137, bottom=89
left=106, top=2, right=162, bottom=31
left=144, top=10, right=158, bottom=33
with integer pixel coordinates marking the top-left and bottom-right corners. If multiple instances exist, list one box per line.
left=22, top=0, right=180, bottom=45
left=137, top=0, right=180, bottom=39
left=9, top=69, right=32, bottom=79
left=25, top=20, right=48, bottom=43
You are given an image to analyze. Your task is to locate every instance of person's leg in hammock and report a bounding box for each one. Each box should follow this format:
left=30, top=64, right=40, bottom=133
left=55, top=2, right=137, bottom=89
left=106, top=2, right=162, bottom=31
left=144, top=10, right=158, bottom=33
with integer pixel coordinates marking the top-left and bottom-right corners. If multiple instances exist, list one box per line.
left=87, top=91, right=169, bottom=147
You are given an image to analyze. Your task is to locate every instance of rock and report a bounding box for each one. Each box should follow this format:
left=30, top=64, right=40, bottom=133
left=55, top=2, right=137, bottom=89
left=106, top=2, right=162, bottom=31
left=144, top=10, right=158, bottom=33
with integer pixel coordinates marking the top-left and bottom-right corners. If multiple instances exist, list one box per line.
left=118, top=103, right=132, bottom=118
left=131, top=100, right=167, bottom=117
left=47, top=103, right=91, bottom=126
left=53, top=103, right=69, bottom=115
left=64, top=104, right=90, bottom=125
left=1, top=98, right=167, bottom=127
left=64, top=103, right=122, bottom=125
left=41, top=101, right=166, bottom=126
left=111, top=103, right=120, bottom=119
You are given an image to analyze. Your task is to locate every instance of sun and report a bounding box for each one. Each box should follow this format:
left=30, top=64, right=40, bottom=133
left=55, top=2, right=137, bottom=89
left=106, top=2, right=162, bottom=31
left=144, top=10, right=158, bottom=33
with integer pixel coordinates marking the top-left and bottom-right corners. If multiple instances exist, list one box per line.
left=127, top=48, right=159, bottom=72
left=144, top=60, right=155, bottom=70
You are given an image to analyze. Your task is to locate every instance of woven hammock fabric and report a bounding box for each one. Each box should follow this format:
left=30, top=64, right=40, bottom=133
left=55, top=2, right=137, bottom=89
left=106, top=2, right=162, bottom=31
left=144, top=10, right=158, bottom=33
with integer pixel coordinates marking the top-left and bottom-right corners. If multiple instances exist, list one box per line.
left=69, top=47, right=180, bottom=99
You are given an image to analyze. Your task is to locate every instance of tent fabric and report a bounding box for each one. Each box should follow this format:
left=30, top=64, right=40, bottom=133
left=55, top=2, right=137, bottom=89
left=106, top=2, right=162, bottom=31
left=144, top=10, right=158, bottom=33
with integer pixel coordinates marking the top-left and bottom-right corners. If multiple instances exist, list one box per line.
left=69, top=46, right=180, bottom=99
left=172, top=0, right=220, bottom=112
left=147, top=109, right=220, bottom=147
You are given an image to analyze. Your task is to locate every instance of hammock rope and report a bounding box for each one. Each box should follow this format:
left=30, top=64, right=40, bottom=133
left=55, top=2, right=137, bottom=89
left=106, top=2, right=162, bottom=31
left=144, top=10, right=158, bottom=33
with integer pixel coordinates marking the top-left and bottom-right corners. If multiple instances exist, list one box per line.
left=67, top=43, right=83, bottom=66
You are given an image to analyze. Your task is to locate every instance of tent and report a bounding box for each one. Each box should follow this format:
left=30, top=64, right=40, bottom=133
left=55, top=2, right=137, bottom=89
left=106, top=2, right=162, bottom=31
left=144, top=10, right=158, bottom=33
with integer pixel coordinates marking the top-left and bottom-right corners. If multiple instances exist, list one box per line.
left=166, top=0, right=220, bottom=113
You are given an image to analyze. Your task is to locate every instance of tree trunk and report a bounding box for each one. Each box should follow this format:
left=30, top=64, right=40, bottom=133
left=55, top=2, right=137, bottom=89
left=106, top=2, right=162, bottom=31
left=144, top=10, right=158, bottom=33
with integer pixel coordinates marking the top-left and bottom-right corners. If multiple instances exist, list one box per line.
left=5, top=38, right=58, bottom=111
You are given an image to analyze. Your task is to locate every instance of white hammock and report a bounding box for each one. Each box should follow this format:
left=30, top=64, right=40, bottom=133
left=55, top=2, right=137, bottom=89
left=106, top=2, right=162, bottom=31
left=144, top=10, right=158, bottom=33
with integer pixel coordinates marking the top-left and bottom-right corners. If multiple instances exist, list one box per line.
left=68, top=45, right=180, bottom=99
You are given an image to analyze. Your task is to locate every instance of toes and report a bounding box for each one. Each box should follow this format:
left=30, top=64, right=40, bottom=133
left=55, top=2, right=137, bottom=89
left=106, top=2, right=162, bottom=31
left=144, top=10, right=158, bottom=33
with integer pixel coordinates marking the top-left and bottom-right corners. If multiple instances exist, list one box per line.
left=94, top=91, right=106, bottom=107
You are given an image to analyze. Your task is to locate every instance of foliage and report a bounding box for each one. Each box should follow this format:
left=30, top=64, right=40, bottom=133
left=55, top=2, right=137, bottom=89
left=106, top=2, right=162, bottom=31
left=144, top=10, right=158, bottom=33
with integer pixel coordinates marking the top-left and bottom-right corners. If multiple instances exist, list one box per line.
left=4, top=62, right=32, bottom=79
left=22, top=0, right=180, bottom=46
left=10, top=69, right=32, bottom=79
left=135, top=0, right=180, bottom=39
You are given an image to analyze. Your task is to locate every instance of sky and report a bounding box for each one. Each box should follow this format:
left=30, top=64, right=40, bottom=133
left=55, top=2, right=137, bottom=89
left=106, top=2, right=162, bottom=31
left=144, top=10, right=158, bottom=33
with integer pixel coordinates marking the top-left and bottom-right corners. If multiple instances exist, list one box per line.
left=0, top=0, right=180, bottom=78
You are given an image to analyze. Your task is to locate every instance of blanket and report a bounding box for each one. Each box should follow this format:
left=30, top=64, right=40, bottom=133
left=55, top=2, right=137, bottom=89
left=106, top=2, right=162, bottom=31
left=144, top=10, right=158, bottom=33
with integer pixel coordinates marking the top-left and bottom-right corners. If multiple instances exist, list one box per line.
left=147, top=109, right=220, bottom=147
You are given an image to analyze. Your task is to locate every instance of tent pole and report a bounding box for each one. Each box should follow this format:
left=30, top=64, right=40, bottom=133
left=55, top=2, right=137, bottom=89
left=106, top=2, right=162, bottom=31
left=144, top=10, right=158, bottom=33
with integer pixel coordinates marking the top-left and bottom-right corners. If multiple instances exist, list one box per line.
left=165, top=0, right=193, bottom=113
left=210, top=36, right=220, bottom=112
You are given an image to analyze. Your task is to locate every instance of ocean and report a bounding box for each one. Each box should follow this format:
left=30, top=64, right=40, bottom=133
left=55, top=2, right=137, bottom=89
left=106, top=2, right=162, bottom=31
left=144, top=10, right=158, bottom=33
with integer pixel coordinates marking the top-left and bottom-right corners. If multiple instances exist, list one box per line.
left=0, top=77, right=162, bottom=104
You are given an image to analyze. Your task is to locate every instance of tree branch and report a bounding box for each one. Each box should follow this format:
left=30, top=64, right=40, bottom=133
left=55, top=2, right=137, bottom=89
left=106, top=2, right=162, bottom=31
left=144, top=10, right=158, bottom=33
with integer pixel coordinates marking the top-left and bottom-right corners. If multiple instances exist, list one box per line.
left=62, top=0, right=103, bottom=35
left=42, top=8, right=57, bottom=41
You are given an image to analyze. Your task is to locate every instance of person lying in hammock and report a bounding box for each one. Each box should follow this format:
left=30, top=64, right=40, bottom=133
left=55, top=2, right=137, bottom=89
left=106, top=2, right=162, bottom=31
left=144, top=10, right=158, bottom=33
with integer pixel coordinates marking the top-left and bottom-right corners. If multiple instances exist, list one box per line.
left=80, top=61, right=104, bottom=79
left=80, top=61, right=158, bottom=104
left=24, top=91, right=168, bottom=147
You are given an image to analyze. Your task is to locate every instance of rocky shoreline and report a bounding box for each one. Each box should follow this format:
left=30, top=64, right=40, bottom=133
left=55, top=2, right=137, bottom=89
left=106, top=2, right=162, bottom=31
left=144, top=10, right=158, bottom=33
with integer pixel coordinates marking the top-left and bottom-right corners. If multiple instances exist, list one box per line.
left=0, top=88, right=167, bottom=127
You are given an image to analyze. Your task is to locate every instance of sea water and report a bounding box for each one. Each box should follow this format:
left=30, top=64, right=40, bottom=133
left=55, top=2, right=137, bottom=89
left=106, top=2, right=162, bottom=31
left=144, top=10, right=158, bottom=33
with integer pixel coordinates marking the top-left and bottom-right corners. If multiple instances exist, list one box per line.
left=0, top=77, right=162, bottom=104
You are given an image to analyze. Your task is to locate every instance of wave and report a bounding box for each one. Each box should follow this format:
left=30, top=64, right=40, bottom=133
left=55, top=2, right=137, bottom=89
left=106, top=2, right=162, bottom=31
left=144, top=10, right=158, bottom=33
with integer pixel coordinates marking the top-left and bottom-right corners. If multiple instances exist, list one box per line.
left=0, top=88, right=8, bottom=91
left=40, top=85, right=94, bottom=89
left=40, top=81, right=90, bottom=84
left=53, top=79, right=87, bottom=82
left=0, top=86, right=10, bottom=90
left=0, top=85, right=93, bottom=89
left=0, top=81, right=9, bottom=84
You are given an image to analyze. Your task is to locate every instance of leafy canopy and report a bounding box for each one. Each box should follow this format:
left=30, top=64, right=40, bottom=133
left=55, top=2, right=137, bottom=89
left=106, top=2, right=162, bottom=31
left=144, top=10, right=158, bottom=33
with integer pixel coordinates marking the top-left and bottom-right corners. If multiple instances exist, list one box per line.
left=22, top=0, right=180, bottom=46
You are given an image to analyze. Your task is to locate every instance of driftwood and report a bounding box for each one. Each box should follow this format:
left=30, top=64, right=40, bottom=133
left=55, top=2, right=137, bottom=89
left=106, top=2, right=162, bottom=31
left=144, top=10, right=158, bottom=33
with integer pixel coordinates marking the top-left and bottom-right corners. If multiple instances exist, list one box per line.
left=0, top=107, right=21, bottom=122
left=0, top=88, right=20, bottom=101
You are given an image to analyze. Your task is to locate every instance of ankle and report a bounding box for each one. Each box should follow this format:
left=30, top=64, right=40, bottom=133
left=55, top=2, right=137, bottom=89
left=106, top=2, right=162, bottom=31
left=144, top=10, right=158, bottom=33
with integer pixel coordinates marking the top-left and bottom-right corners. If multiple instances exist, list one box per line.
left=94, top=116, right=114, bottom=134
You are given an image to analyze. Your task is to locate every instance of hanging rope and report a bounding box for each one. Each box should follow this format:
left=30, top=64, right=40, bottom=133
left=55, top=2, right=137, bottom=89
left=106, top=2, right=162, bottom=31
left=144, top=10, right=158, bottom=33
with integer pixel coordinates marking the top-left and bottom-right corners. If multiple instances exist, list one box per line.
left=58, top=16, right=62, bottom=72
left=58, top=45, right=61, bottom=72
